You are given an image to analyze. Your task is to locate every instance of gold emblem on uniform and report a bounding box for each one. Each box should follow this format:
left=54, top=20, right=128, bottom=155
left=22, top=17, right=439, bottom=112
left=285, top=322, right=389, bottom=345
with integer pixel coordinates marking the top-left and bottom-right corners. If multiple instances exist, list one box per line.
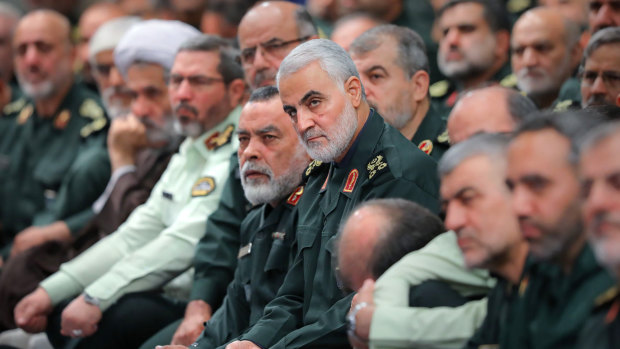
left=430, top=80, right=449, bottom=98
left=191, top=177, right=216, bottom=197
left=418, top=140, right=433, bottom=155
left=305, top=160, right=323, bottom=177
left=54, top=110, right=71, bottom=129
left=519, top=275, right=529, bottom=296
left=500, top=73, right=518, bottom=88
left=437, top=130, right=450, bottom=144
left=367, top=154, right=387, bottom=179
left=553, top=100, right=573, bottom=112
left=17, top=104, right=33, bottom=125
left=343, top=169, right=359, bottom=193
left=286, top=186, right=304, bottom=206
left=79, top=99, right=105, bottom=120
left=205, top=124, right=235, bottom=150
left=3, top=98, right=26, bottom=115
left=238, top=243, right=252, bottom=259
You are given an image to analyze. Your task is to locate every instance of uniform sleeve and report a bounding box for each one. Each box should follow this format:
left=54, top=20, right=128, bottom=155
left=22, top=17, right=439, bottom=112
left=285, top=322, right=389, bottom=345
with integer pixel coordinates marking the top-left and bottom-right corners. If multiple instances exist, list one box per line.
left=369, top=299, right=488, bottom=349
left=190, top=154, right=246, bottom=309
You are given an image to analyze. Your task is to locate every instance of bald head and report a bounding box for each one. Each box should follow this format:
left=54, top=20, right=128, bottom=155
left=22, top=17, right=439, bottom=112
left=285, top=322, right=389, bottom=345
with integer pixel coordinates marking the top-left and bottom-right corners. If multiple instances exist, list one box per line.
left=539, top=0, right=588, bottom=26
left=17, top=10, right=71, bottom=44
left=238, top=1, right=317, bottom=89
left=447, top=86, right=537, bottom=144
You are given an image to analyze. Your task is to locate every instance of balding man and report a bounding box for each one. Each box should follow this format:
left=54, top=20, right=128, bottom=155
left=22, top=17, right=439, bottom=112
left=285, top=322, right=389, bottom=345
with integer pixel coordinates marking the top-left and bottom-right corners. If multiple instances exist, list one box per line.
left=447, top=86, right=537, bottom=144
left=237, top=1, right=318, bottom=90
left=511, top=7, right=583, bottom=109
left=1, top=10, right=109, bottom=261
left=76, top=2, right=126, bottom=91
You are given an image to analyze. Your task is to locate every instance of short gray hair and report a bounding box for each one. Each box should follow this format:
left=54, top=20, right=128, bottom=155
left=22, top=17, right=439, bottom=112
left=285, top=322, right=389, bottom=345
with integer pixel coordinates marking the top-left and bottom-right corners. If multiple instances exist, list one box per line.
left=438, top=133, right=510, bottom=177
left=276, top=38, right=365, bottom=97
left=581, top=27, right=620, bottom=71
left=579, top=120, right=620, bottom=155
left=177, top=34, right=243, bottom=84
left=350, top=24, right=429, bottom=76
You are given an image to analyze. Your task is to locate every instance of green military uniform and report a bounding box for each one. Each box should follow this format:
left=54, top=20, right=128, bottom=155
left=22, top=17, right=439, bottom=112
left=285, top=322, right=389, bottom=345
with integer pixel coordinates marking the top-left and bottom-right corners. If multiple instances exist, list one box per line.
left=552, top=77, right=582, bottom=111
left=238, top=110, right=440, bottom=348
left=411, top=104, right=450, bottom=161
left=0, top=83, right=109, bottom=257
left=430, top=65, right=516, bottom=121
left=501, top=245, right=615, bottom=349
left=194, top=185, right=304, bottom=348
left=576, top=285, right=620, bottom=349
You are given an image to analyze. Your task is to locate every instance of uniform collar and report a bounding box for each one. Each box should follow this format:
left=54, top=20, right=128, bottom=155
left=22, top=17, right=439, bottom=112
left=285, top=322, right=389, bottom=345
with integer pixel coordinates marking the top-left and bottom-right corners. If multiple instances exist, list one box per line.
left=181, top=105, right=242, bottom=159
left=335, top=108, right=383, bottom=171
left=410, top=103, right=445, bottom=145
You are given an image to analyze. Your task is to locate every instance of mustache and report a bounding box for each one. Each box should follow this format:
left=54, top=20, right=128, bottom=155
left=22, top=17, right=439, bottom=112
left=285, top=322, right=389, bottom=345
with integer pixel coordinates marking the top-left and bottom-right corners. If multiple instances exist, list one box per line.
left=174, top=102, right=199, bottom=117
left=241, top=160, right=273, bottom=180
left=590, top=212, right=620, bottom=232
left=301, top=127, right=327, bottom=143
left=253, top=69, right=276, bottom=87
left=585, top=94, right=610, bottom=107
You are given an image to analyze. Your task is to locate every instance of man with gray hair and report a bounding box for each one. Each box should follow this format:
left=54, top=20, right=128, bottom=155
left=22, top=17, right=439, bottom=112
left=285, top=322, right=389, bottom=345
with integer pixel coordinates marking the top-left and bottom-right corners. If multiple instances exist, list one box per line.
left=350, top=24, right=449, bottom=160
left=13, top=24, right=247, bottom=349
left=447, top=85, right=537, bottom=144
left=226, top=38, right=439, bottom=349
left=580, top=26, right=620, bottom=107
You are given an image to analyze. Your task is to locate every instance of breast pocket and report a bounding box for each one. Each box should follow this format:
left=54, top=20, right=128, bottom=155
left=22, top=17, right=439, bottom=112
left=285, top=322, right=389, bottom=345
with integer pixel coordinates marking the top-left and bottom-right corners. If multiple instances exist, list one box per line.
left=264, top=232, right=295, bottom=273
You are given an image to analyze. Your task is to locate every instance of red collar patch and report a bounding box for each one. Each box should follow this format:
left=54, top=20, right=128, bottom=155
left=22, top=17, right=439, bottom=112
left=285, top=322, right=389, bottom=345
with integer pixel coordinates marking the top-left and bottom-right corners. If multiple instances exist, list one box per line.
left=343, top=169, right=359, bottom=193
left=286, top=186, right=304, bottom=206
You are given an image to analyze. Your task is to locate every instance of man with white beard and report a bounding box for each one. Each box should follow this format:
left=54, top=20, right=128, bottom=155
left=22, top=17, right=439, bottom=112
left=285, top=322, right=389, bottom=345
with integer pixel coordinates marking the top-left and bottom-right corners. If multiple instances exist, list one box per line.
left=430, top=0, right=514, bottom=120
left=511, top=7, right=583, bottom=109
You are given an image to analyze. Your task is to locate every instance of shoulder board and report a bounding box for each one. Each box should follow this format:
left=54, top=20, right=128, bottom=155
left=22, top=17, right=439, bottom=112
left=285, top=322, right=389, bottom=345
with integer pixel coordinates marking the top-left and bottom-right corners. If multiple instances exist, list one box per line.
left=79, top=99, right=107, bottom=138
left=500, top=73, right=518, bottom=88
left=367, top=152, right=388, bottom=180
left=430, top=80, right=450, bottom=98
left=205, top=124, right=235, bottom=151
left=303, top=160, right=326, bottom=179
left=436, top=130, right=450, bottom=144
left=285, top=185, right=304, bottom=206
left=3, top=98, right=27, bottom=115
left=595, top=286, right=620, bottom=308
left=507, top=0, right=532, bottom=13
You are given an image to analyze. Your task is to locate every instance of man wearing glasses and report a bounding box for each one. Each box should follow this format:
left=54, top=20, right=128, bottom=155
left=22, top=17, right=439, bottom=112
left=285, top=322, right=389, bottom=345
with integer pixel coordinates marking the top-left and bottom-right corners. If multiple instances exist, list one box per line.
left=237, top=1, right=318, bottom=91
left=580, top=27, right=620, bottom=107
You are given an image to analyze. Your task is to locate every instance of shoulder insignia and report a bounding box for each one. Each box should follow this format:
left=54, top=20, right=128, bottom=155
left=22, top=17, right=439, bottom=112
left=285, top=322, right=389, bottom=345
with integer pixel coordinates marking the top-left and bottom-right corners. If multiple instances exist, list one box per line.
left=343, top=169, right=359, bottom=193
left=304, top=160, right=324, bottom=177
left=367, top=154, right=388, bottom=179
left=191, top=177, right=216, bottom=197
left=595, top=286, right=620, bottom=307
left=553, top=100, right=574, bottom=112
left=79, top=99, right=105, bottom=120
left=437, top=130, right=450, bottom=144
left=418, top=140, right=433, bottom=155
left=3, top=98, right=26, bottom=115
left=500, top=73, right=518, bottom=88
left=286, top=185, right=304, bottom=206
left=507, top=0, right=531, bottom=13
left=430, top=80, right=449, bottom=98
left=17, top=104, right=33, bottom=125
left=54, top=110, right=71, bottom=130
left=205, top=124, right=235, bottom=151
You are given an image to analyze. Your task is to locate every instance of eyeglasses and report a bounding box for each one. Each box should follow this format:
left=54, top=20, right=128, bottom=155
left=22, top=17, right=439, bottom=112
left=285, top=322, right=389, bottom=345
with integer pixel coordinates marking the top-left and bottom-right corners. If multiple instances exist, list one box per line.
left=240, top=36, right=311, bottom=65
left=169, top=74, right=224, bottom=88
left=580, top=70, right=620, bottom=89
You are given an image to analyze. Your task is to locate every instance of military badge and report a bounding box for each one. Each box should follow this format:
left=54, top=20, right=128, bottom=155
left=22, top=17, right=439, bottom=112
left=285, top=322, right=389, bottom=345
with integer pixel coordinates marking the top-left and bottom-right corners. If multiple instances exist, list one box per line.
left=553, top=100, right=573, bottom=112
left=272, top=232, right=286, bottom=240
left=238, top=243, right=252, bottom=259
left=437, top=130, right=450, bottom=144
left=343, top=169, right=359, bottom=193
left=519, top=275, right=529, bottom=296
left=429, top=80, right=449, bottom=98
left=3, top=98, right=26, bottom=115
left=500, top=73, right=518, bottom=88
left=286, top=186, right=304, bottom=206
left=367, top=154, right=388, bottom=179
left=17, top=104, right=33, bottom=125
left=191, top=177, right=216, bottom=197
left=418, top=140, right=433, bottom=155
left=79, top=99, right=105, bottom=120
left=305, top=160, right=323, bottom=177
left=205, top=124, right=235, bottom=150
left=54, top=110, right=71, bottom=129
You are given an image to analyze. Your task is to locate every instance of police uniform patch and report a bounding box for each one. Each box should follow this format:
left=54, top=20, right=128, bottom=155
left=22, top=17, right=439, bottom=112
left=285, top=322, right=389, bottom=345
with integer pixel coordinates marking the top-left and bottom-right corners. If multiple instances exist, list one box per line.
left=17, top=104, right=33, bottom=125
left=191, top=177, right=216, bottom=197
left=205, top=124, right=235, bottom=150
left=343, top=169, right=358, bottom=193
left=54, top=110, right=71, bottom=129
left=418, top=140, right=433, bottom=155
left=367, top=154, right=388, bottom=179
left=286, top=186, right=304, bottom=206
left=305, top=160, right=323, bottom=177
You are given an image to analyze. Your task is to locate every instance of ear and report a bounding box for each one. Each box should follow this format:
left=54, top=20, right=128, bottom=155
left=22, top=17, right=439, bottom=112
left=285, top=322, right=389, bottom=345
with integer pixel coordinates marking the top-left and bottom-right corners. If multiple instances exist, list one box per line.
left=344, top=76, right=363, bottom=108
left=411, top=70, right=430, bottom=103
left=494, top=30, right=510, bottom=59
left=227, top=78, right=247, bottom=107
left=569, top=41, right=584, bottom=69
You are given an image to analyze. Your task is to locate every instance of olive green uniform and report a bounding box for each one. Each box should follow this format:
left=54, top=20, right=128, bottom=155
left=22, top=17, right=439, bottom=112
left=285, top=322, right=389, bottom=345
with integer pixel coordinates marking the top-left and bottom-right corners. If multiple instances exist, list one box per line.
left=411, top=104, right=450, bottom=161
left=552, top=77, right=582, bottom=111
left=238, top=110, right=440, bottom=348
left=0, top=83, right=109, bottom=257
left=576, top=285, right=620, bottom=349
left=501, top=245, right=614, bottom=349
left=430, top=65, right=516, bottom=121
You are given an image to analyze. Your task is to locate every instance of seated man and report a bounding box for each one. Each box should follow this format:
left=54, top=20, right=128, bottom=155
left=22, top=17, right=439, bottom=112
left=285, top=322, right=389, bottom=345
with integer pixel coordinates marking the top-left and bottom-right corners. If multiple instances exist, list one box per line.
left=14, top=27, right=246, bottom=349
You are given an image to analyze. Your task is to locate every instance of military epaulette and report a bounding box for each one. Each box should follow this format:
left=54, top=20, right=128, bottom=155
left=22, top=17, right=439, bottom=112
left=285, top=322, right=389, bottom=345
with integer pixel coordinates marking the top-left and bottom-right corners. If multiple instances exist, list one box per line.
left=285, top=185, right=304, bottom=206
left=2, top=97, right=26, bottom=116
left=436, top=130, right=450, bottom=144
left=553, top=100, right=580, bottom=112
left=367, top=153, right=388, bottom=180
left=205, top=124, right=235, bottom=151
left=594, top=286, right=620, bottom=309
left=430, top=80, right=450, bottom=98
left=507, top=0, right=532, bottom=13
left=79, top=99, right=107, bottom=138
left=303, top=160, right=326, bottom=179
left=500, top=73, right=518, bottom=88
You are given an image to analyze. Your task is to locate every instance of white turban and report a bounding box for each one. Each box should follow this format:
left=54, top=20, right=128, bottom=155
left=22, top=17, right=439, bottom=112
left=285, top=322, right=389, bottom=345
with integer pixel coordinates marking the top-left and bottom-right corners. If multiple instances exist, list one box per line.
left=89, top=16, right=141, bottom=65
left=114, top=19, right=201, bottom=78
